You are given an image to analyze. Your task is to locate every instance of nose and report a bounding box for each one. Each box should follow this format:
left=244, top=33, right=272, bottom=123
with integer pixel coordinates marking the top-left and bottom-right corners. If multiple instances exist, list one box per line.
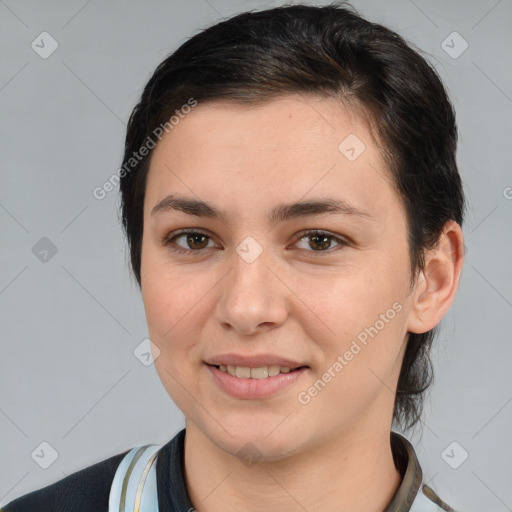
left=214, top=242, right=290, bottom=336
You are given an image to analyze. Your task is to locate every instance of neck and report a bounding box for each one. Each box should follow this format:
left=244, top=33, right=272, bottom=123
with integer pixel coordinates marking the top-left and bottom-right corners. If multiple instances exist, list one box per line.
left=182, top=417, right=403, bottom=512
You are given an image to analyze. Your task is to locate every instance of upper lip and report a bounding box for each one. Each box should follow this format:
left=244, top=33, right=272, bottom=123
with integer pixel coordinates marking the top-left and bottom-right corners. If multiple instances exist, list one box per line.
left=206, top=353, right=307, bottom=369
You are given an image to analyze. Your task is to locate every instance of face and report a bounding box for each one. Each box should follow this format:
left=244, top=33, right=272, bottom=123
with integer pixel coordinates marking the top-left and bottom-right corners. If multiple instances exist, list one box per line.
left=140, top=94, right=418, bottom=459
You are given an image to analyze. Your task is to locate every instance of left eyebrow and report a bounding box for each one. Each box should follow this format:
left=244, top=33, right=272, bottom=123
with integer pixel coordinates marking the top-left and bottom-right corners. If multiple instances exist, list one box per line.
left=150, top=194, right=375, bottom=223
left=269, top=198, right=375, bottom=223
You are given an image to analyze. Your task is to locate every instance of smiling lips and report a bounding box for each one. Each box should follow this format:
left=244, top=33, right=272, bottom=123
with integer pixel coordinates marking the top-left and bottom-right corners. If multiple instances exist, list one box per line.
left=205, top=353, right=309, bottom=399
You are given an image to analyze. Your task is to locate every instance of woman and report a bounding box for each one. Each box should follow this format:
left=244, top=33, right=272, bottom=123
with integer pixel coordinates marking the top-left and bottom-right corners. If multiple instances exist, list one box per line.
left=2, top=2, right=465, bottom=511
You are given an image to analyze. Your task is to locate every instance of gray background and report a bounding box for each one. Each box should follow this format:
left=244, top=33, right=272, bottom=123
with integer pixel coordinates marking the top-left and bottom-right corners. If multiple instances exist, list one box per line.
left=0, top=0, right=511, bottom=510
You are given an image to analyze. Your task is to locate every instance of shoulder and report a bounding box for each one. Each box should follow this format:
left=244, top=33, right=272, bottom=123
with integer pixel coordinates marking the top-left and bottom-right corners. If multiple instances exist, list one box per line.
left=0, top=448, right=130, bottom=512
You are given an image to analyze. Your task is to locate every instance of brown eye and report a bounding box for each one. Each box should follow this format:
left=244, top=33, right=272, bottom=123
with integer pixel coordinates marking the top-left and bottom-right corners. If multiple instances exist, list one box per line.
left=163, top=230, right=215, bottom=255
left=295, top=230, right=347, bottom=254
left=181, top=233, right=209, bottom=250
left=308, top=233, right=331, bottom=251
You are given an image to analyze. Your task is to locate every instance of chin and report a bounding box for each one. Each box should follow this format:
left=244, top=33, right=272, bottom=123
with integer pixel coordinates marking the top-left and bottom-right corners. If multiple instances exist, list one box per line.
left=205, top=418, right=305, bottom=461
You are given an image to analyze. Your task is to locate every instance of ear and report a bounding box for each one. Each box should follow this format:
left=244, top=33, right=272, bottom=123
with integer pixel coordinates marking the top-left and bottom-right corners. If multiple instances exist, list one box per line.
left=407, top=220, right=465, bottom=334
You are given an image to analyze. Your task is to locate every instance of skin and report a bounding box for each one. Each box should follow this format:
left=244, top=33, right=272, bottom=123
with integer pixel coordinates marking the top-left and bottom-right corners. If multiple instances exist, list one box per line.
left=139, top=94, right=464, bottom=512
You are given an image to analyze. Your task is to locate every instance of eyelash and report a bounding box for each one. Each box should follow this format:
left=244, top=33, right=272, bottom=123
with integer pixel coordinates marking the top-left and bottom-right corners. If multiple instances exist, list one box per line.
left=162, top=229, right=348, bottom=257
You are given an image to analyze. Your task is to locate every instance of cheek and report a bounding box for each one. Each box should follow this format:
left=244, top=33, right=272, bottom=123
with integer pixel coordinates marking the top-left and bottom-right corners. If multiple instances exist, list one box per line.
left=295, top=264, right=408, bottom=341
left=292, top=261, right=410, bottom=403
left=140, top=253, right=218, bottom=388
left=141, top=267, right=206, bottom=414
left=142, top=278, right=202, bottom=350
left=297, top=278, right=408, bottom=419
left=140, top=242, right=208, bottom=338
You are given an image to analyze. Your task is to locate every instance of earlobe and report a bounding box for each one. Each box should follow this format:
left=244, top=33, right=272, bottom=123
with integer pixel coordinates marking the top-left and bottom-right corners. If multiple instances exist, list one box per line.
left=406, top=220, right=465, bottom=334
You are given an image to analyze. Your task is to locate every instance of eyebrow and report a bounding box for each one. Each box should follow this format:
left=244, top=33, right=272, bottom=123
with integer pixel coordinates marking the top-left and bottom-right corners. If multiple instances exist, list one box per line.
left=150, top=194, right=374, bottom=223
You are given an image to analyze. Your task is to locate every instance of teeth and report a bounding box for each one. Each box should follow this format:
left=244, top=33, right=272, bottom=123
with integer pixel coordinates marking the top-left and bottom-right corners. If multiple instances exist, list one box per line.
left=236, top=366, right=251, bottom=378
left=218, top=364, right=296, bottom=379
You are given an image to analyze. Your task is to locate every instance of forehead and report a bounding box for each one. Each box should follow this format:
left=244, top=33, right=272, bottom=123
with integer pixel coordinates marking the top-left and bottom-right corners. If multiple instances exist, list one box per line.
left=144, top=94, right=396, bottom=222
left=150, top=94, right=379, bottom=163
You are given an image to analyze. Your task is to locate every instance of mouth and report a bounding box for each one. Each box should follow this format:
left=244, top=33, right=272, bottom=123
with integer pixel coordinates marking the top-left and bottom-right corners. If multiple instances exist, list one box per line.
left=207, top=363, right=308, bottom=380
left=206, top=362, right=309, bottom=399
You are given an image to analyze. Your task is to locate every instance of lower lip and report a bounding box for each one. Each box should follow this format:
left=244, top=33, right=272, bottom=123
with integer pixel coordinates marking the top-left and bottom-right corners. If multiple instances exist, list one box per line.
left=206, top=364, right=308, bottom=399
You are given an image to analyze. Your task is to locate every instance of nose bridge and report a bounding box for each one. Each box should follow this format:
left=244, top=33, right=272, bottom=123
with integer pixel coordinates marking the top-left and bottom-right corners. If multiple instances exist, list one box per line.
left=229, top=235, right=275, bottom=303
left=215, top=235, right=288, bottom=333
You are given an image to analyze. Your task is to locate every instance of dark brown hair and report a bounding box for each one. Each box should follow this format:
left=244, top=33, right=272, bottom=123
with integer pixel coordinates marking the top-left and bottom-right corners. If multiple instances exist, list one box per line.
left=119, top=2, right=465, bottom=431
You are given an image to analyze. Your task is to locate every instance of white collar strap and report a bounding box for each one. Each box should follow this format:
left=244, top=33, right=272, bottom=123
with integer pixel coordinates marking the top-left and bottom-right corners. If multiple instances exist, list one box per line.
left=109, top=444, right=162, bottom=512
